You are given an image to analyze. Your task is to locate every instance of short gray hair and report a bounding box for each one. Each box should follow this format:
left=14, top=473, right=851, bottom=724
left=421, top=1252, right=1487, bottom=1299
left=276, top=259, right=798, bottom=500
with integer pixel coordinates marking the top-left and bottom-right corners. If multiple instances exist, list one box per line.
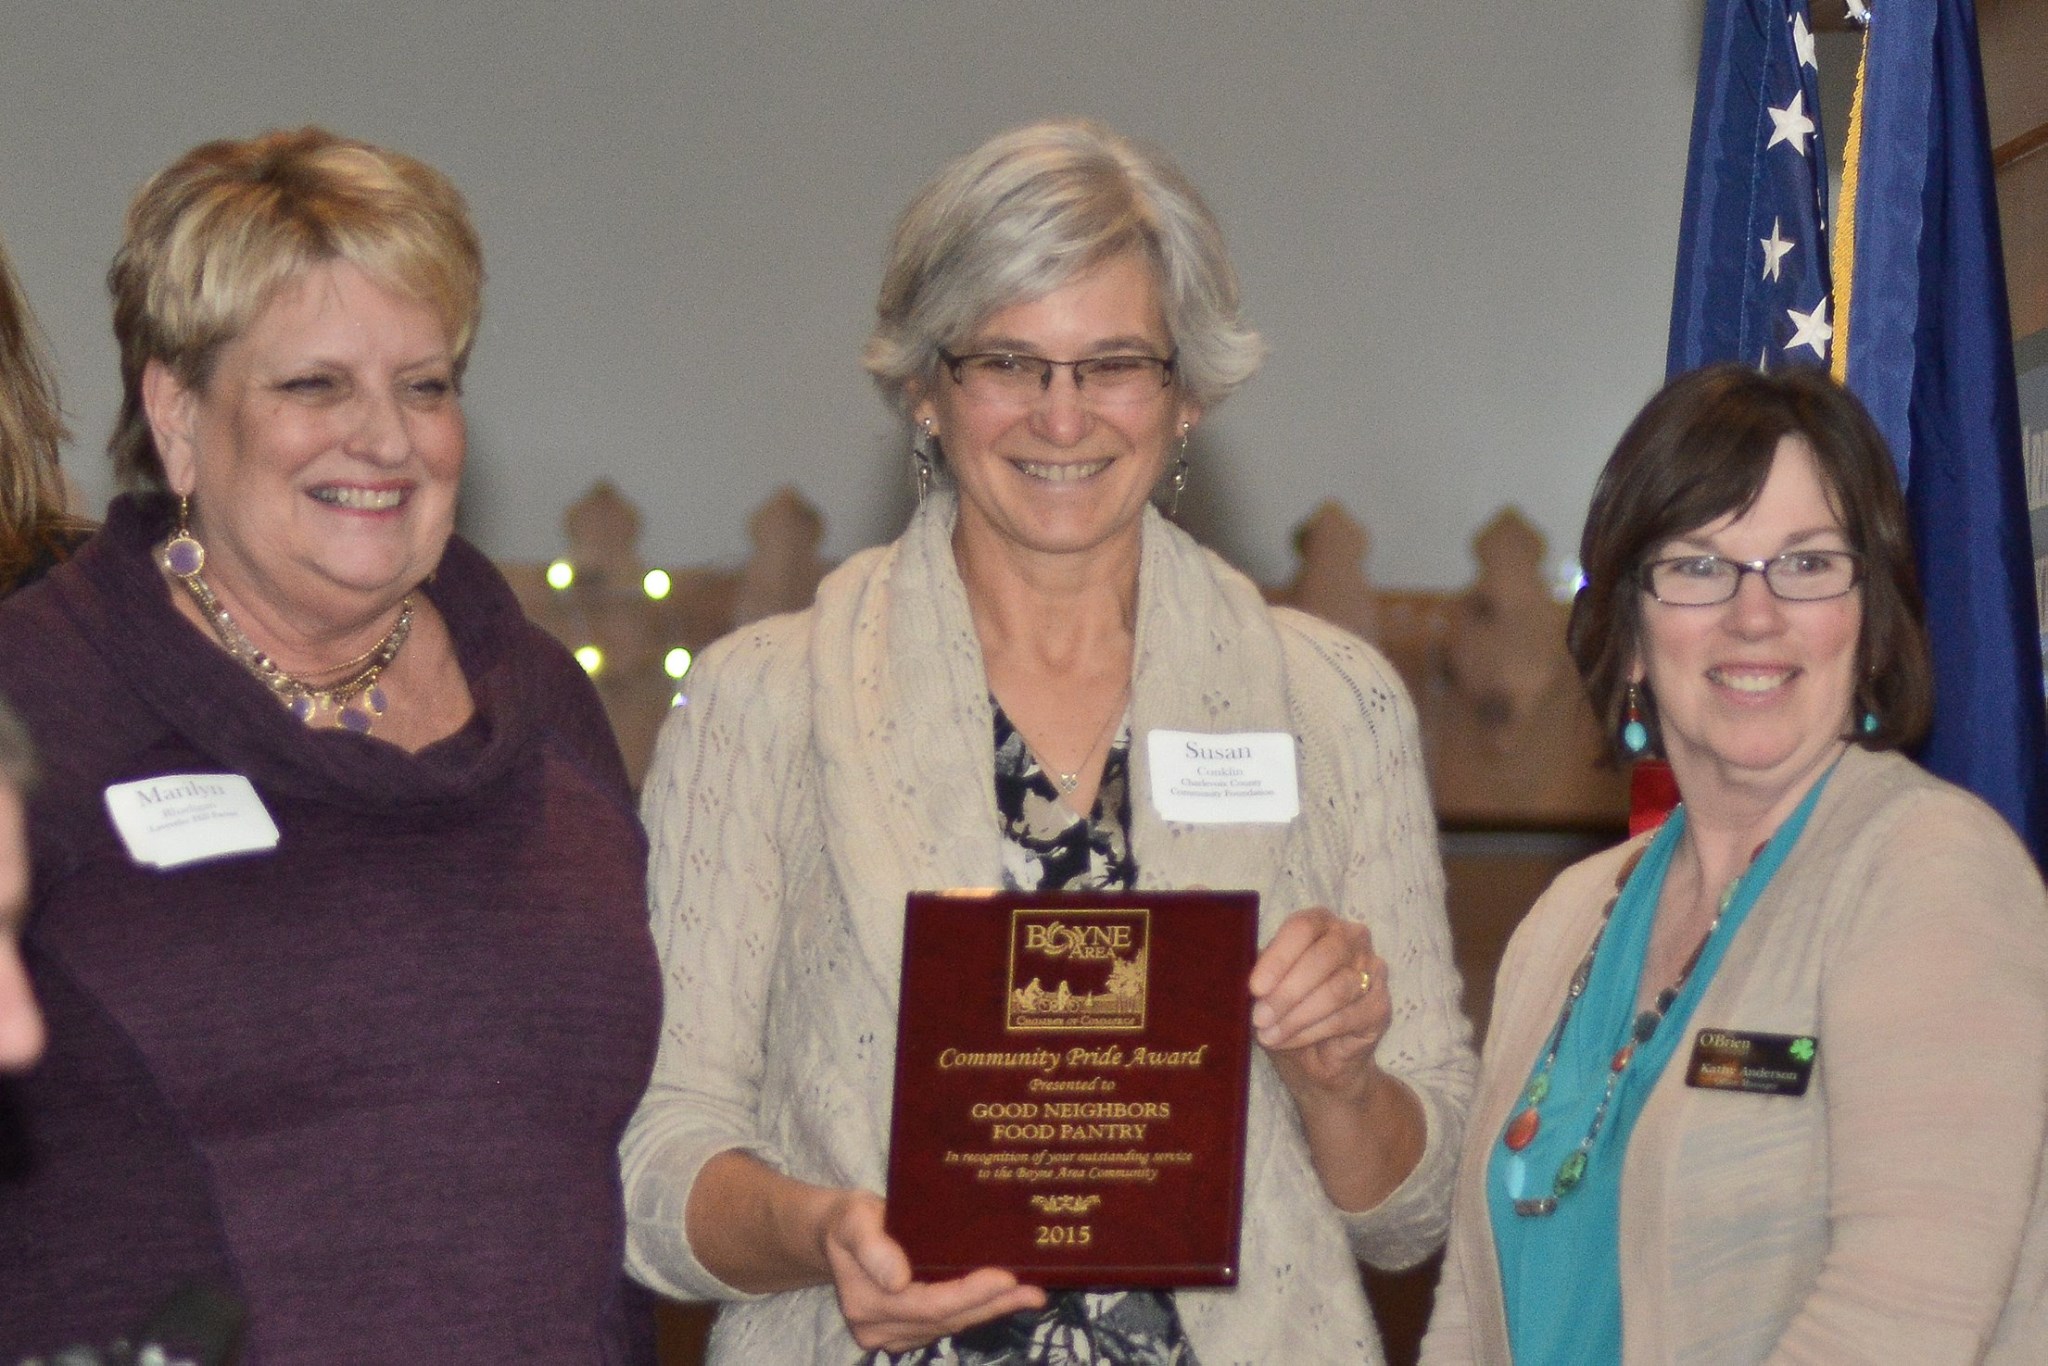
left=864, top=119, right=1264, bottom=415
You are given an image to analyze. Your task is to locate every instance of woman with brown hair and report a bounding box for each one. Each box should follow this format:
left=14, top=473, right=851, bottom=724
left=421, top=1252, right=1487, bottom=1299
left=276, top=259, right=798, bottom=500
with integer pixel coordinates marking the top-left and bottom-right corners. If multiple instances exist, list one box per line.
left=0, top=235, right=91, bottom=594
left=1423, top=364, right=2048, bottom=1363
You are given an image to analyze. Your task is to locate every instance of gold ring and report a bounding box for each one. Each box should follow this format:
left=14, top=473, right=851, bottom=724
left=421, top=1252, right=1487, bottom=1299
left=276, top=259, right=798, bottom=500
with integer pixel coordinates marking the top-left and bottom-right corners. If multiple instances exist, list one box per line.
left=1359, top=970, right=1373, bottom=996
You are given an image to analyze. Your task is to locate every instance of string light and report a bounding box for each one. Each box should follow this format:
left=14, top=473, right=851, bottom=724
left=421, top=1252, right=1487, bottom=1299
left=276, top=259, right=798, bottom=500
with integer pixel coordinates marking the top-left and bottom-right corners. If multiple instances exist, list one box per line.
left=663, top=647, right=693, bottom=679
left=574, top=645, right=605, bottom=676
left=546, top=559, right=576, bottom=590
left=643, top=568, right=673, bottom=600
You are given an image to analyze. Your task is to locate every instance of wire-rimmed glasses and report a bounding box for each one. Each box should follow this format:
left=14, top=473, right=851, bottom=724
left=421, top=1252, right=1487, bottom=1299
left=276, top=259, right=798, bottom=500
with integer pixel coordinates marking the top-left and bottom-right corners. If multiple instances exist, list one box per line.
left=1640, top=550, right=1863, bottom=606
left=937, top=349, right=1177, bottom=408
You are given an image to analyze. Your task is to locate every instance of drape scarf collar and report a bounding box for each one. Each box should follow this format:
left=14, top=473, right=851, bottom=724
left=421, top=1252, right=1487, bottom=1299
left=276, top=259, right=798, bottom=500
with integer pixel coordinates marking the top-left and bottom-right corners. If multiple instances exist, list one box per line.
left=809, top=490, right=1299, bottom=998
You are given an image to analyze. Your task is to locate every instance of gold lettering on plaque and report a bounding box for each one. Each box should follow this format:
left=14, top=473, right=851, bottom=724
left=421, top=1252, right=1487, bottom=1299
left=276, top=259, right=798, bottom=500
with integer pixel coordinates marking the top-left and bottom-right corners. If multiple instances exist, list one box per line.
left=1007, top=909, right=1149, bottom=1033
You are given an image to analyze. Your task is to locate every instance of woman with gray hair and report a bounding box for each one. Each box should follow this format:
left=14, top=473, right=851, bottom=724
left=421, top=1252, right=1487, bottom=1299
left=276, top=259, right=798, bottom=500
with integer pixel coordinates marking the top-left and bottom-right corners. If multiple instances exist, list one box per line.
left=624, top=118, right=1473, bottom=1363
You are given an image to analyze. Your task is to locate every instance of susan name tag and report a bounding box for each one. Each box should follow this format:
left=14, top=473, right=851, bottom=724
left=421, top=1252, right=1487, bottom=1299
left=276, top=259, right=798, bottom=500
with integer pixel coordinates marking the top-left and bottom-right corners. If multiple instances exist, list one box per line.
left=1146, top=730, right=1299, bottom=824
left=104, top=773, right=280, bottom=870
left=1684, top=1029, right=1817, bottom=1097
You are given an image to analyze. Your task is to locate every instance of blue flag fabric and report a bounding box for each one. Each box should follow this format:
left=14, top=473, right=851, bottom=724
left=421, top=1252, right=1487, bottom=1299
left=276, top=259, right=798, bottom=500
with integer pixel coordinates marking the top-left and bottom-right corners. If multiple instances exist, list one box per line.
left=1668, top=0, right=1833, bottom=376
left=1669, top=0, right=2048, bottom=860
left=1839, top=0, right=2048, bottom=859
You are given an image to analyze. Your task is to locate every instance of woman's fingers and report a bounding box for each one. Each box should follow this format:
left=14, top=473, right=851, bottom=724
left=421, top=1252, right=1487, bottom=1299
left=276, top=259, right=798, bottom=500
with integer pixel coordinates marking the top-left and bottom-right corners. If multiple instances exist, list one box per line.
left=823, top=1192, right=1047, bottom=1353
left=1251, top=907, right=1387, bottom=1050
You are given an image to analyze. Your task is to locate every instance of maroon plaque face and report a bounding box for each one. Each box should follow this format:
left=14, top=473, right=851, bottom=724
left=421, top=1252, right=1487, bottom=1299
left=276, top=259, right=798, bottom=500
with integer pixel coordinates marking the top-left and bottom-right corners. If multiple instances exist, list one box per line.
left=886, top=889, right=1258, bottom=1288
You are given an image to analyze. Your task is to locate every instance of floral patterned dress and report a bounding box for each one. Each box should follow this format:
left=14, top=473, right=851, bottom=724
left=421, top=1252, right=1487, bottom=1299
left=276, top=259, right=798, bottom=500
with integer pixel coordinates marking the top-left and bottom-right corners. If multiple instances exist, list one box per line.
left=878, top=703, right=1199, bottom=1366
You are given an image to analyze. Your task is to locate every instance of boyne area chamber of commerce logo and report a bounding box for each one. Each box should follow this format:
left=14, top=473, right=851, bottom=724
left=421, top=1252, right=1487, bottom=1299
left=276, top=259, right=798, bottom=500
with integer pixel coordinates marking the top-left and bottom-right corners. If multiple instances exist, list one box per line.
left=1006, top=909, right=1149, bottom=1033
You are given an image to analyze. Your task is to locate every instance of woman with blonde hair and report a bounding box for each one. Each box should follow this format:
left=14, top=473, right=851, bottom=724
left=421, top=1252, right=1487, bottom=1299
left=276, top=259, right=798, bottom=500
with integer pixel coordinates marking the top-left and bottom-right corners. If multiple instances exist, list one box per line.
left=0, top=129, right=660, bottom=1363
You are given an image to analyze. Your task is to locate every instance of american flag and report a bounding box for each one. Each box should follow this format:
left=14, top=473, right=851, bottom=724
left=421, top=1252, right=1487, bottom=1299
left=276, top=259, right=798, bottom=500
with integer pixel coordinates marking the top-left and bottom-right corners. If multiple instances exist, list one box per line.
left=1668, top=0, right=2048, bottom=860
left=1667, top=0, right=1834, bottom=377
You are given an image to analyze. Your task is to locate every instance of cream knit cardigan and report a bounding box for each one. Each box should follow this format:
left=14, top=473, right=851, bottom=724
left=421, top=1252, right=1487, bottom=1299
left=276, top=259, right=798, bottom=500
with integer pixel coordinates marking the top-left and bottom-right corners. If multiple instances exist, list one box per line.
left=621, top=494, right=1476, bottom=1364
left=1421, top=746, right=2048, bottom=1364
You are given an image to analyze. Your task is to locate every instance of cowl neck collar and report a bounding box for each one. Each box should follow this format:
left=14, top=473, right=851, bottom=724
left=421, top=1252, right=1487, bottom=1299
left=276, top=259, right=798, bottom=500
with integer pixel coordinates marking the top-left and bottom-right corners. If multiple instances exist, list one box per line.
left=55, top=494, right=543, bottom=811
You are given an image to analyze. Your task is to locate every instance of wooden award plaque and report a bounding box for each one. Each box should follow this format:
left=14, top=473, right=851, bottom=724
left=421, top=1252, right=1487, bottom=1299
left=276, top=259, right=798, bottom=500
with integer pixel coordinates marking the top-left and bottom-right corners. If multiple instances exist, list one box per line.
left=885, top=889, right=1258, bottom=1288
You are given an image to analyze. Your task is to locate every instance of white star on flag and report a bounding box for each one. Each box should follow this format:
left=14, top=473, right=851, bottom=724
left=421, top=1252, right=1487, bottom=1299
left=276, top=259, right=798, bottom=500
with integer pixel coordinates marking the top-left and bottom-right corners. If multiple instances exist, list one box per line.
left=1767, top=90, right=1817, bottom=156
left=1760, top=218, right=1796, bottom=281
left=1786, top=298, right=1832, bottom=358
left=1792, top=13, right=1817, bottom=70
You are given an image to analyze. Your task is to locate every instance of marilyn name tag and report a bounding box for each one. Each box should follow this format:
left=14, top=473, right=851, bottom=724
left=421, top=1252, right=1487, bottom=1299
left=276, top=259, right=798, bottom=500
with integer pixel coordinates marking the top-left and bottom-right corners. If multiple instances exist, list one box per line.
left=104, top=773, right=280, bottom=870
left=1146, top=731, right=1299, bottom=825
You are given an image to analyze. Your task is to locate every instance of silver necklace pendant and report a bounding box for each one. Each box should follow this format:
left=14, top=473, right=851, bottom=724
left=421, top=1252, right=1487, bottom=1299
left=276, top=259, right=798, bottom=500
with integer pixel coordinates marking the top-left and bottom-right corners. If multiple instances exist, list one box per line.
left=1055, top=771, right=1080, bottom=794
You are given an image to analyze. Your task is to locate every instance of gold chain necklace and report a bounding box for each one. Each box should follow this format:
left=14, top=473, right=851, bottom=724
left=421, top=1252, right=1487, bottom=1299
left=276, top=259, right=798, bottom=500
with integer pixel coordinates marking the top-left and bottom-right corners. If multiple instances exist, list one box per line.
left=157, top=538, right=414, bottom=734
left=1009, top=683, right=1131, bottom=796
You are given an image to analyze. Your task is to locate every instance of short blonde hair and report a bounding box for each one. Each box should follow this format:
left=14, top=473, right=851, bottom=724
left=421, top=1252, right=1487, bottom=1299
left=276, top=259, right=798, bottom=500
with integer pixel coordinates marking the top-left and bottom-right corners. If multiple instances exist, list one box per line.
left=864, top=119, right=1264, bottom=415
left=108, top=127, right=484, bottom=489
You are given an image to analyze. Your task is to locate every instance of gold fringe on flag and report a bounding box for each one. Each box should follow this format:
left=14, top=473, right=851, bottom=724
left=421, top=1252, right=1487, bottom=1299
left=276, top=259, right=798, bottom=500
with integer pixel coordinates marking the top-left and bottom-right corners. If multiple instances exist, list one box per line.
left=1830, top=23, right=1870, bottom=383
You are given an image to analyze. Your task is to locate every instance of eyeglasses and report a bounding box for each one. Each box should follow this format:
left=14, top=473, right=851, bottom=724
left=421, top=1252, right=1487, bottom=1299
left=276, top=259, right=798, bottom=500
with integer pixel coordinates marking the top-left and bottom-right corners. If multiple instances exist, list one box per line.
left=1640, top=550, right=1863, bottom=606
left=937, top=349, right=1177, bottom=408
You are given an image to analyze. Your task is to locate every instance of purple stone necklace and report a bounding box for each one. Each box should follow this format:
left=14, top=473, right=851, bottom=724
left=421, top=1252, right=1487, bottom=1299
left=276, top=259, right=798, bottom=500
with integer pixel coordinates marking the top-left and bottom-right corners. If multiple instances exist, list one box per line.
left=156, top=529, right=414, bottom=735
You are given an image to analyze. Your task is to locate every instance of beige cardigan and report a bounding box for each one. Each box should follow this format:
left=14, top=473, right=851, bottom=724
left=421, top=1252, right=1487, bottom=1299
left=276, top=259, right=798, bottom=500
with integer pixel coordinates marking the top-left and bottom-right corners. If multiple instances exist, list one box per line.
left=1422, top=746, right=2048, bottom=1364
left=621, top=494, right=1476, bottom=1364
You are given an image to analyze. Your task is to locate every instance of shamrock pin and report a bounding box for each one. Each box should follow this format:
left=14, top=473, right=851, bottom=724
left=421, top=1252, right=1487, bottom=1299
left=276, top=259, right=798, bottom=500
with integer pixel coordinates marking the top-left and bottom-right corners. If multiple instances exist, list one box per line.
left=1788, top=1037, right=1815, bottom=1063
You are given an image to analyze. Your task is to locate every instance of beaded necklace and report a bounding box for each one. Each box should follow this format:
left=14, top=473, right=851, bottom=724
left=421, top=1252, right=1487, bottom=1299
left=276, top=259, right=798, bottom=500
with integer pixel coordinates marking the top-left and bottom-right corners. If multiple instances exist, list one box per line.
left=157, top=537, right=414, bottom=734
left=1498, top=768, right=1834, bottom=1219
left=1502, top=845, right=1742, bottom=1217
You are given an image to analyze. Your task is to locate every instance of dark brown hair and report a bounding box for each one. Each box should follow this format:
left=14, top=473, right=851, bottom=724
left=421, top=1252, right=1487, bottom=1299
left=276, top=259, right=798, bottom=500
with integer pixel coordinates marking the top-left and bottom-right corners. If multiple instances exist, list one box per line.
left=1567, top=363, right=1931, bottom=758
left=0, top=235, right=89, bottom=592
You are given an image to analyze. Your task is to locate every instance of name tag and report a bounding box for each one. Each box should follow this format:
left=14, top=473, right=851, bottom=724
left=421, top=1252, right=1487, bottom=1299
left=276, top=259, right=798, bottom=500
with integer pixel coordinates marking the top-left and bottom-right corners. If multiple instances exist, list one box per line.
left=104, top=773, right=280, bottom=870
left=1684, top=1028, right=1817, bottom=1097
left=1145, top=730, right=1299, bottom=824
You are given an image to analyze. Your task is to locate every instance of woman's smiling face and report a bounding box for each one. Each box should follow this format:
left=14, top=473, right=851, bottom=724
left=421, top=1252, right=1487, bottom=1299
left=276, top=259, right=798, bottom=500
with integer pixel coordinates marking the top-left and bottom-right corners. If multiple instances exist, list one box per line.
left=912, top=253, right=1199, bottom=566
left=150, top=259, right=465, bottom=628
left=1636, top=434, right=1862, bottom=809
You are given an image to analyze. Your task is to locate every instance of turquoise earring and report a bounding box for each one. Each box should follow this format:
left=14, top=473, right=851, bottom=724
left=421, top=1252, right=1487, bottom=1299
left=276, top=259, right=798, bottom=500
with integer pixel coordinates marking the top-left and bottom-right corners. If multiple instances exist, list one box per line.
left=1621, top=683, right=1650, bottom=757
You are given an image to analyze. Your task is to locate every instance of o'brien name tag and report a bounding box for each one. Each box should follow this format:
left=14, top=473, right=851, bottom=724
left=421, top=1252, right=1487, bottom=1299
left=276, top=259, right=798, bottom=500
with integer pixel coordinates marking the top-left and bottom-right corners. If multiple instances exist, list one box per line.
left=1684, top=1029, right=1817, bottom=1097
left=103, top=774, right=280, bottom=870
left=888, top=889, right=1258, bottom=1288
left=1145, top=730, right=1298, bottom=824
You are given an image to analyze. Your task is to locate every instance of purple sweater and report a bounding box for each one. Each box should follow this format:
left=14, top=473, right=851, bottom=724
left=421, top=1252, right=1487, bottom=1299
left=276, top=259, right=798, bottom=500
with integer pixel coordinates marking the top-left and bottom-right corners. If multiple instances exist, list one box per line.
left=0, top=496, right=662, bottom=1364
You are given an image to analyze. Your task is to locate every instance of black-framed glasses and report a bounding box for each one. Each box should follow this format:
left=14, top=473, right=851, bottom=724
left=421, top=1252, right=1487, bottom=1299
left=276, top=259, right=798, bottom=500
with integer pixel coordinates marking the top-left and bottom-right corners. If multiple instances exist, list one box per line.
left=1640, top=550, right=1863, bottom=606
left=938, top=348, right=1178, bottom=407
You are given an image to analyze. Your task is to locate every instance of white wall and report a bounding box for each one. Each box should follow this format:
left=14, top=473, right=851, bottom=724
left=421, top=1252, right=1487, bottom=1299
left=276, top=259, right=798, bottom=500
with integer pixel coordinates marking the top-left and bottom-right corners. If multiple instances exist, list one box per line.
left=0, top=2, right=1700, bottom=589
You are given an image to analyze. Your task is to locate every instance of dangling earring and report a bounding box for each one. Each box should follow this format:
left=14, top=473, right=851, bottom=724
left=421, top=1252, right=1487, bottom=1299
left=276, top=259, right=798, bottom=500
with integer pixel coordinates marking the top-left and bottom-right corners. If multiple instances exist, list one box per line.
left=1621, top=682, right=1650, bottom=757
left=1167, top=423, right=1191, bottom=519
left=158, top=494, right=206, bottom=580
left=912, top=419, right=937, bottom=505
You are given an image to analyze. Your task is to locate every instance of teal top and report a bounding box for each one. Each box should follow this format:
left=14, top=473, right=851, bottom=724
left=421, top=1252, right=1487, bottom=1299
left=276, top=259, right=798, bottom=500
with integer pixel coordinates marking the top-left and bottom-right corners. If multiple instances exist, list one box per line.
left=1485, top=770, right=1831, bottom=1364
